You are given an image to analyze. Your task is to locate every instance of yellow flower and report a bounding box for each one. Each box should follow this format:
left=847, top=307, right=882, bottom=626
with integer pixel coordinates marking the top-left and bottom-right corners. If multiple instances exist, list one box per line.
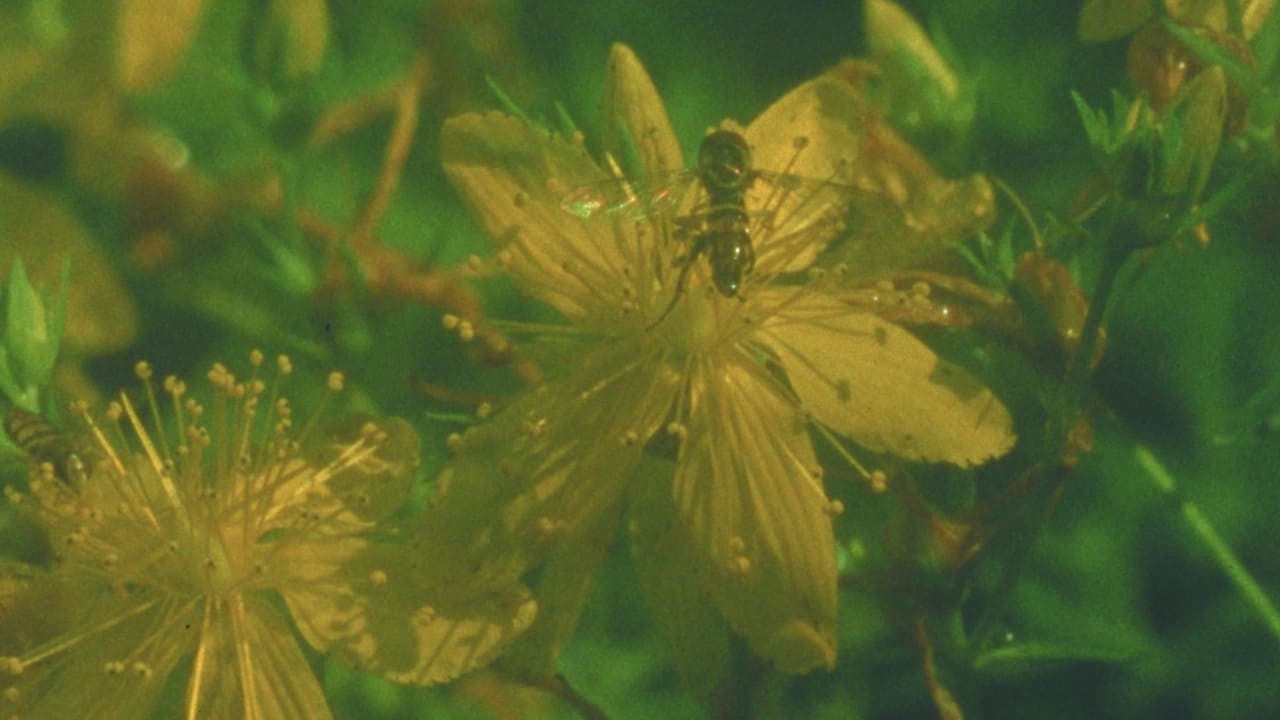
left=0, top=353, right=533, bottom=720
left=436, top=43, right=1014, bottom=693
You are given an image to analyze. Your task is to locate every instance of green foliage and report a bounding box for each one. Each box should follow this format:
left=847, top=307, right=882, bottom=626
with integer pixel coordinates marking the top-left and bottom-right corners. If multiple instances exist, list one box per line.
left=0, top=0, right=1277, bottom=718
left=0, top=260, right=67, bottom=411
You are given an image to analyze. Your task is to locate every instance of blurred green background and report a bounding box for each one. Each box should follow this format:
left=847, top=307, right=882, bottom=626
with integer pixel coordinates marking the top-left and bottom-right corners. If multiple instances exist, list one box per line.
left=1, top=0, right=1278, bottom=718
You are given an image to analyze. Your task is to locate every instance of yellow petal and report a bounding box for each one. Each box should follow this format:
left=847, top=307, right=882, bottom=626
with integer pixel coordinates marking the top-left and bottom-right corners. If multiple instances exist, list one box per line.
left=744, top=76, right=873, bottom=273
left=117, top=0, right=207, bottom=92
left=443, top=113, right=633, bottom=320
left=603, top=43, right=683, bottom=177
left=300, top=415, right=421, bottom=523
left=501, top=502, right=621, bottom=677
left=866, top=0, right=958, bottom=101
left=279, top=534, right=536, bottom=686
left=424, top=339, right=679, bottom=584
left=818, top=63, right=997, bottom=279
left=186, top=595, right=333, bottom=719
left=275, top=0, right=329, bottom=77
left=0, top=586, right=193, bottom=719
left=1242, top=0, right=1277, bottom=39
left=755, top=291, right=1015, bottom=466
left=629, top=457, right=734, bottom=710
left=673, top=351, right=837, bottom=673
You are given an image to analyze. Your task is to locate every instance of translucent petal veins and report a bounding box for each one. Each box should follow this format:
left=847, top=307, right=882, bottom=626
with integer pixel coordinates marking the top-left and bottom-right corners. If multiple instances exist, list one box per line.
left=755, top=291, right=1015, bottom=465
left=673, top=353, right=837, bottom=672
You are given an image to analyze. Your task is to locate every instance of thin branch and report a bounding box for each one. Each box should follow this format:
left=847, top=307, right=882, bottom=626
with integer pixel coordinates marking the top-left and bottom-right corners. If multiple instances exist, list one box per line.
left=350, top=53, right=430, bottom=250
left=1135, top=446, right=1280, bottom=646
left=914, top=617, right=964, bottom=720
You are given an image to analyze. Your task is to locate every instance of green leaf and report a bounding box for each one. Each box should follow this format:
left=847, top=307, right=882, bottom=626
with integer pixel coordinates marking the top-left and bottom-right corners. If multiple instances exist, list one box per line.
left=1071, top=91, right=1111, bottom=152
left=2, top=259, right=63, bottom=402
left=972, top=639, right=1140, bottom=679
left=0, top=349, right=21, bottom=407
left=485, top=75, right=534, bottom=126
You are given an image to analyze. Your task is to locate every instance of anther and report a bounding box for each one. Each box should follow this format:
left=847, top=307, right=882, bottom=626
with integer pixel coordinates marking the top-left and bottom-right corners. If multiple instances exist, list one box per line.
left=665, top=422, right=688, bottom=442
left=446, top=433, right=464, bottom=453
left=536, top=516, right=557, bottom=538
left=523, top=419, right=546, bottom=438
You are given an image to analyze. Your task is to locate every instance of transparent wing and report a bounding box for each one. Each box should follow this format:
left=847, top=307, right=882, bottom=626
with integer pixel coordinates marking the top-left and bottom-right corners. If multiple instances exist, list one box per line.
left=747, top=169, right=905, bottom=274
left=560, top=169, right=703, bottom=221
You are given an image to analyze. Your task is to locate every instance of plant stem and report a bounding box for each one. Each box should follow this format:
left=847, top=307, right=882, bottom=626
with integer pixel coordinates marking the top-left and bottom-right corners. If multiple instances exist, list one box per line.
left=1065, top=227, right=1128, bottom=418
left=1134, top=445, right=1280, bottom=646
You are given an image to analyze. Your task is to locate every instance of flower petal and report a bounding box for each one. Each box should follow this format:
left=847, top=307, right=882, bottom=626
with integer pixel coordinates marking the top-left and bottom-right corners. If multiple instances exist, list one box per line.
left=629, top=457, right=734, bottom=710
left=743, top=69, right=996, bottom=283
left=673, top=350, right=838, bottom=673
left=443, top=113, right=631, bottom=320
left=0, top=579, right=194, bottom=720
left=300, top=414, right=421, bottom=523
left=744, top=75, right=875, bottom=273
left=280, top=536, right=537, bottom=686
left=186, top=595, right=334, bottom=720
left=754, top=291, right=1015, bottom=465
left=500, top=500, right=621, bottom=677
left=422, top=339, right=680, bottom=585
left=823, top=61, right=997, bottom=280
left=603, top=43, right=684, bottom=178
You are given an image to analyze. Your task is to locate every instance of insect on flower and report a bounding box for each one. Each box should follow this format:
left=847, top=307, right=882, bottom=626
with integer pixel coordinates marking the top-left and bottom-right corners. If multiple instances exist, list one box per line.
left=438, top=42, right=1016, bottom=701
left=561, top=127, right=888, bottom=327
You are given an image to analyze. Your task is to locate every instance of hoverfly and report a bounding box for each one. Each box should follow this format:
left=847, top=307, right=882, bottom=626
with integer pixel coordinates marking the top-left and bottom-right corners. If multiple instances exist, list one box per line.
left=3, top=406, right=89, bottom=483
left=561, top=129, right=867, bottom=327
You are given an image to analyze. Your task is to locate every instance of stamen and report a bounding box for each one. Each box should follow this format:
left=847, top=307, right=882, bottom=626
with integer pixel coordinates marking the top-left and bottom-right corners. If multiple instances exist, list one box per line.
left=812, top=423, right=874, bottom=481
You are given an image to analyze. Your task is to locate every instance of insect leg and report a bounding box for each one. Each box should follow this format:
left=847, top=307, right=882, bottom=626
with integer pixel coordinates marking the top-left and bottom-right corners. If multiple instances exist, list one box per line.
left=646, top=236, right=707, bottom=330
